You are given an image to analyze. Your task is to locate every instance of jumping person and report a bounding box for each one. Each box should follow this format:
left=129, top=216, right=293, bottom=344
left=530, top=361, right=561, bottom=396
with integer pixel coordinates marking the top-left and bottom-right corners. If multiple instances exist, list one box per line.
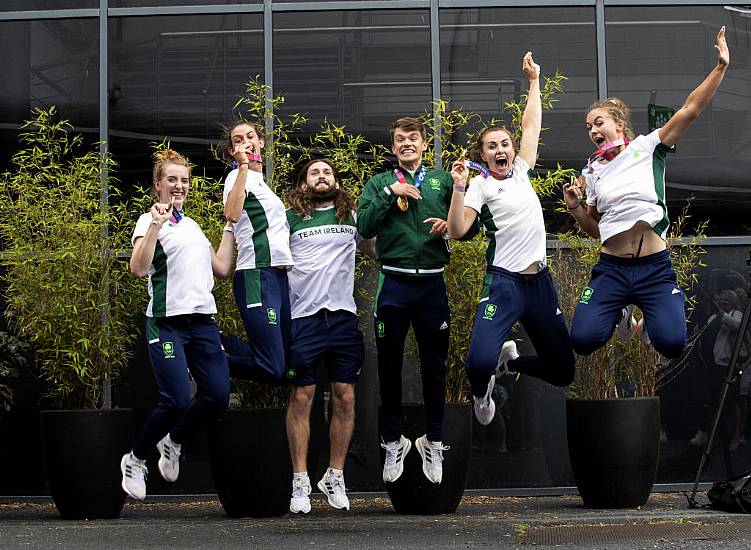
left=563, top=27, right=730, bottom=359
left=285, top=159, right=375, bottom=514
left=357, top=117, right=477, bottom=485
left=447, top=52, right=575, bottom=427
left=121, top=149, right=235, bottom=501
left=221, top=121, right=293, bottom=383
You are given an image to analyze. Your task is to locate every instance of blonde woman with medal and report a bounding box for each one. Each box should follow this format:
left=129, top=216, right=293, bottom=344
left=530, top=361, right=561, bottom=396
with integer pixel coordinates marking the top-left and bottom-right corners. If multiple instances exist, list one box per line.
left=357, top=117, right=479, bottom=486
left=563, top=27, right=730, bottom=359
left=220, top=120, right=294, bottom=384
left=447, top=52, right=575, bottom=427
left=120, top=149, right=235, bottom=501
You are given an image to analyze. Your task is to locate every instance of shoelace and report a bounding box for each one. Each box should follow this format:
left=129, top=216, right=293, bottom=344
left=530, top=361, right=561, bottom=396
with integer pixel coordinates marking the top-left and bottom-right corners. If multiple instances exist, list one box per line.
left=427, top=443, right=450, bottom=464
left=292, top=478, right=311, bottom=498
left=381, top=442, right=400, bottom=467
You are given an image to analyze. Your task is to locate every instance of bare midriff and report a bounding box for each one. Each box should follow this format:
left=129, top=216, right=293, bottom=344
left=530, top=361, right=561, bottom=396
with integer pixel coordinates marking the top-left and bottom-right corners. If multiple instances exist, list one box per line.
left=602, top=220, right=666, bottom=258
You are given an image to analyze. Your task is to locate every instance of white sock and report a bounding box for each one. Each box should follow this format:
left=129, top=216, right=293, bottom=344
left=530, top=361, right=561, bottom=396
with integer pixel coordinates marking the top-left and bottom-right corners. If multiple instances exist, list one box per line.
left=293, top=471, right=309, bottom=480
left=328, top=467, right=344, bottom=478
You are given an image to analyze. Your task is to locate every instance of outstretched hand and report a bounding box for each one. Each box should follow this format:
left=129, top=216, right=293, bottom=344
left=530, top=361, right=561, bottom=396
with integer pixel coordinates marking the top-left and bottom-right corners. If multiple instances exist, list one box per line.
left=715, top=26, right=729, bottom=68
left=522, top=51, right=540, bottom=80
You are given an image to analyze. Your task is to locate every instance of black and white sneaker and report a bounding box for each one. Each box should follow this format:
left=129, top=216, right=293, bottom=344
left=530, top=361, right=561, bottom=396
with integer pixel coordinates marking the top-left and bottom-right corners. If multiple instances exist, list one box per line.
left=120, top=452, right=148, bottom=501
left=317, top=468, right=350, bottom=510
left=381, top=435, right=411, bottom=483
left=415, top=434, right=449, bottom=484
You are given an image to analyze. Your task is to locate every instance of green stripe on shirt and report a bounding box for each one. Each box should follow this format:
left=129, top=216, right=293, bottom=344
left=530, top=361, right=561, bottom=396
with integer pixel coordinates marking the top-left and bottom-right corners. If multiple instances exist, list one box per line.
left=151, top=241, right=168, bottom=317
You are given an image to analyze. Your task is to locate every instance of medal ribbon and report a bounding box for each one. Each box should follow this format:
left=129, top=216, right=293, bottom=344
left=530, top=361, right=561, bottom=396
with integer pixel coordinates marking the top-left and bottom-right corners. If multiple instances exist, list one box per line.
left=231, top=152, right=263, bottom=169
left=393, top=165, right=427, bottom=189
left=170, top=207, right=184, bottom=224
left=585, top=138, right=630, bottom=172
left=464, top=160, right=513, bottom=180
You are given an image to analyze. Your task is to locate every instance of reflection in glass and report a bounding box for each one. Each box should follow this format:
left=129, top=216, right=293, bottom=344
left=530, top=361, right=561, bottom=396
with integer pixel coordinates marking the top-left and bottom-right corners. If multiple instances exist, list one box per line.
left=605, top=6, right=751, bottom=234
left=0, top=19, right=98, bottom=129
left=109, top=14, right=263, bottom=190
left=274, top=10, right=431, bottom=144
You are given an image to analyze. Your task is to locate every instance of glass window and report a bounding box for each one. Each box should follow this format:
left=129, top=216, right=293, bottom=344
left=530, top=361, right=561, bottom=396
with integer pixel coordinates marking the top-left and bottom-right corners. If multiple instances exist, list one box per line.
left=110, top=0, right=259, bottom=7
left=108, top=14, right=263, bottom=191
left=274, top=9, right=431, bottom=145
left=0, top=1, right=95, bottom=10
left=440, top=7, right=598, bottom=174
left=605, top=6, right=751, bottom=236
left=0, top=19, right=99, bottom=131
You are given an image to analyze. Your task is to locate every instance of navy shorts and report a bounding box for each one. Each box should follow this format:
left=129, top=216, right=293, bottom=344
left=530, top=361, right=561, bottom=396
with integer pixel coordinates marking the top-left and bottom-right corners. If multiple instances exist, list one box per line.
left=287, top=309, right=364, bottom=386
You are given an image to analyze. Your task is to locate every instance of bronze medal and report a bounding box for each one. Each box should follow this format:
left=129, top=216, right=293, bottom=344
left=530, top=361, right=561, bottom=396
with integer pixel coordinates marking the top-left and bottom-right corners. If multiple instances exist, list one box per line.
left=397, top=196, right=409, bottom=212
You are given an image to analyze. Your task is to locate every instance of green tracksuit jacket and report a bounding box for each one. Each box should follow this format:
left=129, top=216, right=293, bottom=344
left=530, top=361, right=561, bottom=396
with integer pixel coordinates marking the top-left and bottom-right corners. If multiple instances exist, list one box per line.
left=357, top=164, right=478, bottom=276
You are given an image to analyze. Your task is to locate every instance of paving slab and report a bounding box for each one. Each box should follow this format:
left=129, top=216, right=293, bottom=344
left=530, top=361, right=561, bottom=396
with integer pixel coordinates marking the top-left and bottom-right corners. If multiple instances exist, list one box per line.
left=2, top=492, right=751, bottom=549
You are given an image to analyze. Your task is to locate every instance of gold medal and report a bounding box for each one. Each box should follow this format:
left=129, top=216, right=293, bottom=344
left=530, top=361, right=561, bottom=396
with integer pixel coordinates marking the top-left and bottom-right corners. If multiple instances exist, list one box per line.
left=397, top=196, right=409, bottom=212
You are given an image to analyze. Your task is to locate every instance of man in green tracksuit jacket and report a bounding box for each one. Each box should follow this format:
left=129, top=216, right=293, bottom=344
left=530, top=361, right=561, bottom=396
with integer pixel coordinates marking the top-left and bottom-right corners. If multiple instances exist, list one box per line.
left=357, top=116, right=477, bottom=486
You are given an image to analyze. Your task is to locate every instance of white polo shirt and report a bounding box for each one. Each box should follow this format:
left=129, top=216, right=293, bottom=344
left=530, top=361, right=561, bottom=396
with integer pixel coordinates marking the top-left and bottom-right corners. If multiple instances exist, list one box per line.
left=464, top=156, right=547, bottom=272
left=585, top=129, right=671, bottom=244
left=286, top=206, right=360, bottom=319
left=222, top=168, right=293, bottom=270
left=132, top=213, right=217, bottom=318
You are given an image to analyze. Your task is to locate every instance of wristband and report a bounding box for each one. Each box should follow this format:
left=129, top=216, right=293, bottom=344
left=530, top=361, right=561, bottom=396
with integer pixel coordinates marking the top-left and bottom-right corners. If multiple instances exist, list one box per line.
left=567, top=203, right=582, bottom=211
left=239, top=161, right=250, bottom=167
left=223, top=223, right=235, bottom=233
left=151, top=219, right=163, bottom=227
left=453, top=185, right=466, bottom=193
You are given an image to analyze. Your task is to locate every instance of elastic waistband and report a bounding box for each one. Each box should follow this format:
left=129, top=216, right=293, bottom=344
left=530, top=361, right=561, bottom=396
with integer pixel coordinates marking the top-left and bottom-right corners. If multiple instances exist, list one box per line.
left=381, top=265, right=445, bottom=276
left=599, top=249, right=670, bottom=267
left=487, top=265, right=550, bottom=281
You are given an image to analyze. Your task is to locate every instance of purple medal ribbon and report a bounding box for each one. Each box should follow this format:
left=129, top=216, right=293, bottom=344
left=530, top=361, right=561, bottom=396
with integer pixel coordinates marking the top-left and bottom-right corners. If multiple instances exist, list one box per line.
left=464, top=160, right=513, bottom=180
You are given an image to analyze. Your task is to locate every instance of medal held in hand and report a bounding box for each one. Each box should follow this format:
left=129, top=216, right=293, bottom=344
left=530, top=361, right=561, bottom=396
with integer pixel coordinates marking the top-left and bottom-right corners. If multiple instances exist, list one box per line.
left=393, top=166, right=427, bottom=213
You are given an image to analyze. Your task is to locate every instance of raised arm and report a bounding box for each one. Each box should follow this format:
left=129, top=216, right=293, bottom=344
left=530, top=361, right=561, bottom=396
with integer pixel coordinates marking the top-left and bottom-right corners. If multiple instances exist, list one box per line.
left=224, top=164, right=249, bottom=223
left=518, top=52, right=542, bottom=168
left=447, top=157, right=479, bottom=239
left=658, top=27, right=729, bottom=147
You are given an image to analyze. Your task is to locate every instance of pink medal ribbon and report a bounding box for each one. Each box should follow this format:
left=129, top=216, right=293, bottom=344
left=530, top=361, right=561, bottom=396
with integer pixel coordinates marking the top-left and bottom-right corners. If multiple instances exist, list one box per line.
left=231, top=152, right=263, bottom=169
left=584, top=138, right=630, bottom=172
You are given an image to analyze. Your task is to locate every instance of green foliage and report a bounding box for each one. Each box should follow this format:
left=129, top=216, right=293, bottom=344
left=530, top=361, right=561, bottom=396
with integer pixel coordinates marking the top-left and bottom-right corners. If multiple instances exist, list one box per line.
left=0, top=108, right=138, bottom=409
left=558, top=202, right=707, bottom=400
left=0, top=331, right=32, bottom=413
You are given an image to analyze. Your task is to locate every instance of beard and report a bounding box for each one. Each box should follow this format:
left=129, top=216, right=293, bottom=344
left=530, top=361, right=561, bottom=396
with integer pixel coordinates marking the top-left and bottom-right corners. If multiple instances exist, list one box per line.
left=307, top=186, right=338, bottom=203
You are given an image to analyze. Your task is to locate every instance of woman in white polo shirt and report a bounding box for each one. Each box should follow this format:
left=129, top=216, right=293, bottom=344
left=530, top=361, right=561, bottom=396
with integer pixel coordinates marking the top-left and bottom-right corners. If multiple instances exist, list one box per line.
left=120, top=149, right=236, bottom=501
left=563, top=27, right=729, bottom=359
left=221, top=121, right=294, bottom=383
left=448, top=52, right=575, bottom=427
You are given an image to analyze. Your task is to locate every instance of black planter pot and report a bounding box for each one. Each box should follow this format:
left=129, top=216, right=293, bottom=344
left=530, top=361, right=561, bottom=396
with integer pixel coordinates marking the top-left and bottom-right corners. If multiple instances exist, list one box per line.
left=209, top=407, right=321, bottom=518
left=380, top=403, right=472, bottom=515
left=566, top=397, right=660, bottom=508
left=41, top=409, right=134, bottom=519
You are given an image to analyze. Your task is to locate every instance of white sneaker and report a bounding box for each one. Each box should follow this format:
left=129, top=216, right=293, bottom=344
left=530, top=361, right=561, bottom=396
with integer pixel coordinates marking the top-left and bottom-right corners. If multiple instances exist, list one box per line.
left=616, top=305, right=638, bottom=341
left=317, top=469, right=350, bottom=510
left=156, top=434, right=181, bottom=482
left=381, top=435, right=411, bottom=483
left=690, top=430, right=707, bottom=446
left=120, top=452, right=147, bottom=501
left=473, top=375, right=496, bottom=426
left=289, top=475, right=312, bottom=514
left=495, top=341, right=520, bottom=377
left=415, top=434, right=449, bottom=484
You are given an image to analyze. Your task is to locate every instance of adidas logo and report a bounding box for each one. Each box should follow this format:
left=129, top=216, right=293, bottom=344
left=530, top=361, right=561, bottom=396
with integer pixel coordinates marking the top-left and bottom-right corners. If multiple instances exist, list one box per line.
left=671, top=288, right=680, bottom=295
left=556, top=308, right=562, bottom=315
left=439, top=321, right=449, bottom=330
